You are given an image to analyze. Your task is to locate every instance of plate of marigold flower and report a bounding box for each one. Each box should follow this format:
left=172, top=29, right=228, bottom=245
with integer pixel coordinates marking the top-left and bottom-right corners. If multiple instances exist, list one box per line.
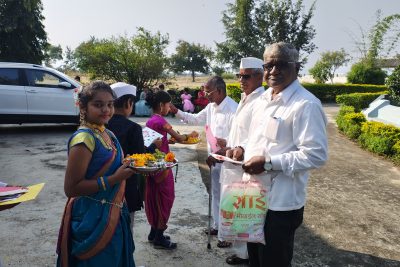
left=126, top=150, right=178, bottom=173
left=169, top=136, right=200, bottom=145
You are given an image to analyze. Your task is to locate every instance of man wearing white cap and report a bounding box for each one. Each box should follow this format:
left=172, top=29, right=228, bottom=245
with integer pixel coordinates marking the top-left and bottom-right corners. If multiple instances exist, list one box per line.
left=108, top=82, right=161, bottom=232
left=227, top=42, right=328, bottom=267
left=221, top=57, right=265, bottom=265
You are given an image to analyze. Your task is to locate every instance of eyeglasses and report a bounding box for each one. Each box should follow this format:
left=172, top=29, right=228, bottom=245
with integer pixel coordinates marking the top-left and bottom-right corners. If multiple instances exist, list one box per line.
left=262, top=61, right=296, bottom=71
left=236, top=73, right=255, bottom=80
left=204, top=90, right=217, bottom=97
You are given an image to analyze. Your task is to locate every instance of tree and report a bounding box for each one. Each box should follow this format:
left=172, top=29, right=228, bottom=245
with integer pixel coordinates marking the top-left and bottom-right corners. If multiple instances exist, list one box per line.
left=309, top=61, right=330, bottom=84
left=0, top=0, right=48, bottom=64
left=216, top=0, right=316, bottom=68
left=347, top=62, right=387, bottom=85
left=347, top=11, right=400, bottom=84
left=61, top=46, right=78, bottom=72
left=364, top=11, right=400, bottom=64
left=170, top=40, right=213, bottom=82
left=386, top=64, right=400, bottom=106
left=43, top=44, right=63, bottom=67
left=74, top=28, right=169, bottom=89
left=216, top=0, right=259, bottom=67
left=309, top=49, right=350, bottom=83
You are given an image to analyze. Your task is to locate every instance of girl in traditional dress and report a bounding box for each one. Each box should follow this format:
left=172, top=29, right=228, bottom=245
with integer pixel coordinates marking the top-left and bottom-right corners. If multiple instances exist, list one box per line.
left=180, top=88, right=195, bottom=113
left=194, top=85, right=209, bottom=111
left=145, top=91, right=198, bottom=249
left=57, top=81, right=136, bottom=267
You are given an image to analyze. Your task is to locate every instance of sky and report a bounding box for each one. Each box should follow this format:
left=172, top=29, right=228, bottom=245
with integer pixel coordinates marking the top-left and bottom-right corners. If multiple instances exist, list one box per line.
left=41, top=0, right=400, bottom=75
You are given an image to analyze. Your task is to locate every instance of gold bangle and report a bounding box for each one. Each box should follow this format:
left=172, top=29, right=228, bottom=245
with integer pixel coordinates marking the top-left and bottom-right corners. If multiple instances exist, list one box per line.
left=99, top=176, right=106, bottom=191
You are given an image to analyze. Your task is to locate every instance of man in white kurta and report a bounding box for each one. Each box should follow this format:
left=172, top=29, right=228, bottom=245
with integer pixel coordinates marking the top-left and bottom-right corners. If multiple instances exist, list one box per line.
left=228, top=42, right=328, bottom=267
left=169, top=76, right=238, bottom=244
left=222, top=57, right=265, bottom=265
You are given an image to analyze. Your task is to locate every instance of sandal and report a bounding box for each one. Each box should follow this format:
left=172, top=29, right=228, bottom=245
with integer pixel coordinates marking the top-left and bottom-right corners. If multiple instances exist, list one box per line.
left=204, top=228, right=218, bottom=236
left=226, top=254, right=249, bottom=265
left=153, top=238, right=177, bottom=250
left=217, top=240, right=232, bottom=248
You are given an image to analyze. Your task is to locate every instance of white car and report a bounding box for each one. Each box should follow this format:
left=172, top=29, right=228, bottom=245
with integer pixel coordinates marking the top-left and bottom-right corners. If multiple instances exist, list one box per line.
left=0, top=62, right=81, bottom=124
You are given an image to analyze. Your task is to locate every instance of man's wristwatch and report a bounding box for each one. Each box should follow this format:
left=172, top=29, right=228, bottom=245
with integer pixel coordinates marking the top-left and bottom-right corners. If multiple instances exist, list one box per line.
left=263, top=159, right=272, bottom=171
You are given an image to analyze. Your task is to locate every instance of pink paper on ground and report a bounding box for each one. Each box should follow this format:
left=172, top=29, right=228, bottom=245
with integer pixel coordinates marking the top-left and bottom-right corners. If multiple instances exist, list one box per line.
left=205, top=125, right=219, bottom=152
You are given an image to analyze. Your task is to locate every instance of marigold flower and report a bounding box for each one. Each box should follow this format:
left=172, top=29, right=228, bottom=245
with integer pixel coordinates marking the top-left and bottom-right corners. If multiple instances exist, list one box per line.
left=165, top=152, right=175, bottom=162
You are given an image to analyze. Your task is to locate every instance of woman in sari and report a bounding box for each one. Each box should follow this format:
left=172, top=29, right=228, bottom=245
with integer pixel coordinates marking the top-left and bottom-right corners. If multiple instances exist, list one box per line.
left=144, top=91, right=198, bottom=249
left=57, top=81, right=135, bottom=267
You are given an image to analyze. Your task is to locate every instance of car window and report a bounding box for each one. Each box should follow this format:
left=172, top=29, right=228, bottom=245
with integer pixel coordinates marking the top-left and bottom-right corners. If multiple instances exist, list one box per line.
left=0, top=68, right=20, bottom=85
left=26, top=69, right=66, bottom=88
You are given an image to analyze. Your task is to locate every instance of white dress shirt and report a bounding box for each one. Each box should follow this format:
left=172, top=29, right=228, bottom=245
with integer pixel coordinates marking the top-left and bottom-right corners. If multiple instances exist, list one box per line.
left=227, top=86, right=265, bottom=148
left=176, top=96, right=238, bottom=153
left=245, top=79, right=328, bottom=211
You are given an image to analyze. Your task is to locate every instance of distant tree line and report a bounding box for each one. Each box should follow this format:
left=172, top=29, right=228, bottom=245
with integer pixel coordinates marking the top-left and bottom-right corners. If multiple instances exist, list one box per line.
left=1, top=0, right=399, bottom=87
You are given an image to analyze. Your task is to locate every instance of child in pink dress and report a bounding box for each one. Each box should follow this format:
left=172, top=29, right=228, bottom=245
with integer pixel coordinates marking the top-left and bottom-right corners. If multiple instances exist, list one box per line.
left=145, top=90, right=198, bottom=249
left=180, top=88, right=195, bottom=113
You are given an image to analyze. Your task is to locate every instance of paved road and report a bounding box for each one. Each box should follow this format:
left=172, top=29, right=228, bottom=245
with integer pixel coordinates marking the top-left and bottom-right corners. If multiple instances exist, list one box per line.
left=0, top=104, right=399, bottom=267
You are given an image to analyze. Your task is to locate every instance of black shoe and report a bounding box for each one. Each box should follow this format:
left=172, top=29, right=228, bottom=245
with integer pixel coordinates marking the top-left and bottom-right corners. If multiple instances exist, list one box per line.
left=147, top=227, right=156, bottom=242
left=226, top=254, right=249, bottom=265
left=153, top=236, right=177, bottom=250
left=148, top=234, right=170, bottom=243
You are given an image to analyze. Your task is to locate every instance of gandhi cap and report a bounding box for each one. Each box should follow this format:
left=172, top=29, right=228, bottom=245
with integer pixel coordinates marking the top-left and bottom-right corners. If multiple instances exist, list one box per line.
left=110, top=82, right=137, bottom=98
left=240, top=57, right=264, bottom=69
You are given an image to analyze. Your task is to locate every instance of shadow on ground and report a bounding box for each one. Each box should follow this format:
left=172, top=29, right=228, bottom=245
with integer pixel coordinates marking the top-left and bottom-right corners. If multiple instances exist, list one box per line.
left=294, top=225, right=400, bottom=267
left=195, top=106, right=400, bottom=266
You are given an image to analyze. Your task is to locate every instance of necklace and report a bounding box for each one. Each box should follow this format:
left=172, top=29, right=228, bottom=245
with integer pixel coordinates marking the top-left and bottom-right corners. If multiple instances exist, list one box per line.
left=82, top=123, right=116, bottom=151
left=82, top=122, right=106, bottom=132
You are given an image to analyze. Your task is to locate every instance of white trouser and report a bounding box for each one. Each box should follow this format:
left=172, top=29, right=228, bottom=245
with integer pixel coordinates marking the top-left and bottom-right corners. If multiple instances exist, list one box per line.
left=231, top=241, right=248, bottom=259
left=130, top=211, right=135, bottom=234
left=211, top=163, right=222, bottom=230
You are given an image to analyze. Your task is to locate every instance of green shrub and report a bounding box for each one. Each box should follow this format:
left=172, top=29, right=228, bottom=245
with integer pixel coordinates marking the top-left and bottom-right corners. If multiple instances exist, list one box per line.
left=336, top=104, right=354, bottom=119
left=386, top=65, right=400, bottom=106
left=226, top=82, right=387, bottom=103
left=222, top=73, right=236, bottom=80
left=347, top=62, right=387, bottom=85
left=226, top=83, right=242, bottom=102
left=358, top=121, right=400, bottom=155
left=336, top=111, right=366, bottom=140
left=302, top=83, right=387, bottom=102
left=392, top=140, right=400, bottom=164
left=336, top=92, right=387, bottom=112
left=336, top=105, right=355, bottom=131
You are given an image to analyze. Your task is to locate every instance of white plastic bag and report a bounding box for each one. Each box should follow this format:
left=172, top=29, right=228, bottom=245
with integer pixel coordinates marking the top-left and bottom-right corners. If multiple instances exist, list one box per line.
left=218, top=163, right=269, bottom=244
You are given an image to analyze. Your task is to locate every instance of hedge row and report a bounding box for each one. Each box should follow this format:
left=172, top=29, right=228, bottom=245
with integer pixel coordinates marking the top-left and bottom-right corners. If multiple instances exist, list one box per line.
left=336, top=91, right=387, bottom=112
left=226, top=83, right=387, bottom=103
left=336, top=105, right=400, bottom=165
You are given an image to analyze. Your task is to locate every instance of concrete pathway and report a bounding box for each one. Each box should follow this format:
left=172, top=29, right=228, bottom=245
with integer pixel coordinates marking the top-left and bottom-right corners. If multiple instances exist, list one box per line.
left=0, top=104, right=399, bottom=267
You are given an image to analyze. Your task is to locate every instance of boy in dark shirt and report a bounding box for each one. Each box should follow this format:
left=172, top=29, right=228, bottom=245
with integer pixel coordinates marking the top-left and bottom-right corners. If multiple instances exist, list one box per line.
left=108, top=82, right=161, bottom=229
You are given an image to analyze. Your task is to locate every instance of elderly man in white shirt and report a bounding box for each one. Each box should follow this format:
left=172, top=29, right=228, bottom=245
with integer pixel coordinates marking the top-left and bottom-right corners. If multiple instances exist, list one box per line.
left=169, top=76, right=238, bottom=248
left=221, top=57, right=265, bottom=265
left=227, top=42, right=328, bottom=267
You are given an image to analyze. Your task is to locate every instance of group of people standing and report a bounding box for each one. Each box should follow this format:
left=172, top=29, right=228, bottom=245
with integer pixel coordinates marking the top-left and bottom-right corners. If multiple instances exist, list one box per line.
left=56, top=42, right=328, bottom=267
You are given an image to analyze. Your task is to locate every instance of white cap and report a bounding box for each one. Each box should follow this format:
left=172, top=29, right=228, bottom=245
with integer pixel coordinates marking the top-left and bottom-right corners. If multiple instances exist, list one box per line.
left=240, top=57, right=264, bottom=69
left=110, top=82, right=137, bottom=98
